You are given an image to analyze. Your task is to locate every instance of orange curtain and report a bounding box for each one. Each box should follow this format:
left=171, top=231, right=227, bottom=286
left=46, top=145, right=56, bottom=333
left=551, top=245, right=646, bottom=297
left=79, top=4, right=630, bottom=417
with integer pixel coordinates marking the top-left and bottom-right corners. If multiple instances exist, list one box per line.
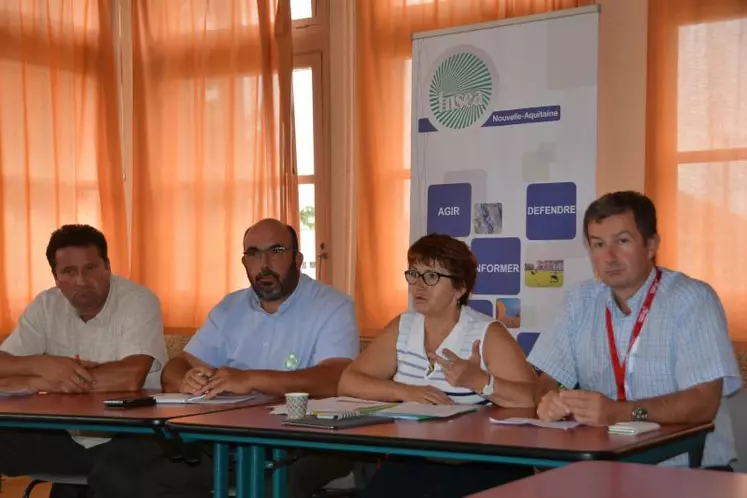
left=130, top=0, right=297, bottom=332
left=646, top=0, right=747, bottom=340
left=355, top=0, right=595, bottom=335
left=0, top=0, right=127, bottom=332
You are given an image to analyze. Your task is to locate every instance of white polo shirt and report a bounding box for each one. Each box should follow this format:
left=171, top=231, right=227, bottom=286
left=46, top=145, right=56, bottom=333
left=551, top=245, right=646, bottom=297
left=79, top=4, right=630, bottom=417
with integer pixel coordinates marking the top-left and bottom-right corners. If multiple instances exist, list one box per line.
left=0, top=275, right=168, bottom=447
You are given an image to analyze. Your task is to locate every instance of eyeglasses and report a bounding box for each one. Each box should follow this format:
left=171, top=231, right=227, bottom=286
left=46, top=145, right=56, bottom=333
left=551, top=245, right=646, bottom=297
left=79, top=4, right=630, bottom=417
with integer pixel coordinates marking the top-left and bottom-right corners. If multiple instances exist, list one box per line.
left=404, top=269, right=455, bottom=286
left=243, top=245, right=289, bottom=261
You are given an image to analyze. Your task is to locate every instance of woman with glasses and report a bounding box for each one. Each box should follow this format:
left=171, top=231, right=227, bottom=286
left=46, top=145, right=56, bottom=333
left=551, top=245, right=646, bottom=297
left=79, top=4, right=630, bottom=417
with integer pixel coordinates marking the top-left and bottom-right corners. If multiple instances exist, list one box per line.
left=338, top=233, right=537, bottom=498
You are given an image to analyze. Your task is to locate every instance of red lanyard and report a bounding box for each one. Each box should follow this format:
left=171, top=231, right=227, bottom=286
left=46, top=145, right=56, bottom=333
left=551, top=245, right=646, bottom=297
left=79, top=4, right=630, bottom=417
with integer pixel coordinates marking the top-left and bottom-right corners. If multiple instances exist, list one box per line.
left=605, top=268, right=662, bottom=401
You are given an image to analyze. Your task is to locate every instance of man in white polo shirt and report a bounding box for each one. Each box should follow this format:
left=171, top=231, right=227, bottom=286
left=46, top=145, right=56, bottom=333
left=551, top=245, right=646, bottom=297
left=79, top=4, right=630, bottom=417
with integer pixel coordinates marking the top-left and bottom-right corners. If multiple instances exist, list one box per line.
left=0, top=224, right=168, bottom=498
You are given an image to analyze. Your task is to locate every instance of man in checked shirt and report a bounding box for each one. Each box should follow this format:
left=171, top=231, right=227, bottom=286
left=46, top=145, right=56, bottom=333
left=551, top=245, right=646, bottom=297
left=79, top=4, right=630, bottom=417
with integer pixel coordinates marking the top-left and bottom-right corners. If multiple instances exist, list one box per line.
left=527, top=191, right=740, bottom=471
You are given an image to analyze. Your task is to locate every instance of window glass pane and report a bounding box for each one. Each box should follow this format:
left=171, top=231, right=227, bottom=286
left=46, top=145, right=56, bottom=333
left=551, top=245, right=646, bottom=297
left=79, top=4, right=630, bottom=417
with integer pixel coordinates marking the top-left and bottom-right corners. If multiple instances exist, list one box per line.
left=293, top=67, right=315, bottom=176
left=678, top=19, right=747, bottom=152
left=291, top=0, right=313, bottom=20
left=298, top=183, right=316, bottom=279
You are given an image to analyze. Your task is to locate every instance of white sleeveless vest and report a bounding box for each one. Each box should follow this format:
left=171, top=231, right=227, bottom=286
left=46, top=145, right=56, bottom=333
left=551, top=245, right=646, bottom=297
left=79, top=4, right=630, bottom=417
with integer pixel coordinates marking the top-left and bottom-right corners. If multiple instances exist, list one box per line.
left=392, top=305, right=493, bottom=405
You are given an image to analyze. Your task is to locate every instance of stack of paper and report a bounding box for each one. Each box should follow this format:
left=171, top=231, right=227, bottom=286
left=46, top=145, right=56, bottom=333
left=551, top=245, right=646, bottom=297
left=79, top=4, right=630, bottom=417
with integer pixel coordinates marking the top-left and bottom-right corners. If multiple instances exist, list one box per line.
left=489, top=417, right=580, bottom=430
left=152, top=393, right=255, bottom=405
left=374, top=403, right=477, bottom=421
left=608, top=421, right=660, bottom=435
left=270, top=397, right=396, bottom=416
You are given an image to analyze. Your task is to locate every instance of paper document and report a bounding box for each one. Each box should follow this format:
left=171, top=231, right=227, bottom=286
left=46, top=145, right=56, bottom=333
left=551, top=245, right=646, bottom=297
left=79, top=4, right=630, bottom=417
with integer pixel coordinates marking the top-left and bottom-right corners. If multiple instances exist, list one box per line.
left=0, top=389, right=33, bottom=397
left=490, top=417, right=580, bottom=430
left=152, top=393, right=255, bottom=405
left=270, top=397, right=396, bottom=416
left=608, top=421, right=660, bottom=435
left=374, top=403, right=477, bottom=421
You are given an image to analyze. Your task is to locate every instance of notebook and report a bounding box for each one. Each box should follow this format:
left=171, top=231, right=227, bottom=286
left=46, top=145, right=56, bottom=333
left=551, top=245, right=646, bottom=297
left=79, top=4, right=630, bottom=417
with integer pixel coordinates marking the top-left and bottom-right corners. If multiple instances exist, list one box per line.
left=490, top=417, right=580, bottom=430
left=608, top=421, right=661, bottom=435
left=152, top=393, right=255, bottom=405
left=374, top=403, right=477, bottom=421
left=281, top=415, right=394, bottom=430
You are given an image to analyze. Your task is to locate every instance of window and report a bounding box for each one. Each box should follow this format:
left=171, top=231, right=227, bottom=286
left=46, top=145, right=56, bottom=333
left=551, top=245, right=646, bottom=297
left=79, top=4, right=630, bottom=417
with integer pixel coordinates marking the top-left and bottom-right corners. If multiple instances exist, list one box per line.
left=294, top=57, right=325, bottom=280
left=0, top=1, right=115, bottom=328
left=675, top=18, right=747, bottom=291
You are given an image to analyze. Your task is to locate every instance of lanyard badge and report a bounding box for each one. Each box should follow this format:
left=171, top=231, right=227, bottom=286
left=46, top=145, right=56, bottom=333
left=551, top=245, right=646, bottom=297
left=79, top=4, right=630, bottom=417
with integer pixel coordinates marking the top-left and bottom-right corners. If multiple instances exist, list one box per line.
left=606, top=268, right=662, bottom=402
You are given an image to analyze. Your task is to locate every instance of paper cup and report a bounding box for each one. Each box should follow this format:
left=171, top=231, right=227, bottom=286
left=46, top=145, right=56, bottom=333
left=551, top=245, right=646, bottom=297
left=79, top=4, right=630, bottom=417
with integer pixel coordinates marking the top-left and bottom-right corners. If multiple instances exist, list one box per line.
left=285, top=392, right=310, bottom=420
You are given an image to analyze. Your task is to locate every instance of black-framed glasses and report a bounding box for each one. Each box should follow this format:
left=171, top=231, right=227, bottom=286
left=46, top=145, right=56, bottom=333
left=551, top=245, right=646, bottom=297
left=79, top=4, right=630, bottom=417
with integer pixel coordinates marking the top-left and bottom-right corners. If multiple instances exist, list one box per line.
left=404, top=269, right=455, bottom=286
left=243, top=245, right=289, bottom=260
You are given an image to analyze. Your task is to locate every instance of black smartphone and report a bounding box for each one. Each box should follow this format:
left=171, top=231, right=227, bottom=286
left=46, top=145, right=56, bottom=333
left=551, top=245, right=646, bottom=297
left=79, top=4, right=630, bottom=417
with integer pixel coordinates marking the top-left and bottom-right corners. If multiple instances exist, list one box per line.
left=103, top=396, right=156, bottom=409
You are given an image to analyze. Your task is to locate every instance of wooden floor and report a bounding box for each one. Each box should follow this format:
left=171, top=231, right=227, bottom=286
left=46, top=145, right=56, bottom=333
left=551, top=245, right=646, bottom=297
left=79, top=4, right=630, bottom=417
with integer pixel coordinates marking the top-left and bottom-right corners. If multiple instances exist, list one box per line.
left=0, top=477, right=50, bottom=497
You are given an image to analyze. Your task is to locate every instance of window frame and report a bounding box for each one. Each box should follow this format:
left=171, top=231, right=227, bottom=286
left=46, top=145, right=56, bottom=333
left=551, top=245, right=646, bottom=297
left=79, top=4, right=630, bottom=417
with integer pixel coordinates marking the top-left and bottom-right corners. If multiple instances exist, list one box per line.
left=292, top=0, right=331, bottom=283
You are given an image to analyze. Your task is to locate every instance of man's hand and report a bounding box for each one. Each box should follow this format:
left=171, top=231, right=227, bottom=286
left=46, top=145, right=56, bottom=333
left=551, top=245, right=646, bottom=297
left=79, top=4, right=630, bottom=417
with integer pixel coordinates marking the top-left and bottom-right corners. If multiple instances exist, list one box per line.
left=27, top=376, right=56, bottom=394
left=36, top=355, right=94, bottom=393
left=397, top=385, right=454, bottom=405
left=202, top=367, right=251, bottom=399
left=559, top=390, right=625, bottom=426
left=537, top=391, right=571, bottom=422
left=431, top=340, right=488, bottom=392
left=180, top=366, right=216, bottom=395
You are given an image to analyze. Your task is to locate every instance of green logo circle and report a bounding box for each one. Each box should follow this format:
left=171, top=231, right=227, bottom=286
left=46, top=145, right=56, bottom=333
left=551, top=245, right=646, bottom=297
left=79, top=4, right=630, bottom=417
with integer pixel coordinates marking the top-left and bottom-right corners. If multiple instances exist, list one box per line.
left=429, top=52, right=493, bottom=130
left=284, top=353, right=299, bottom=370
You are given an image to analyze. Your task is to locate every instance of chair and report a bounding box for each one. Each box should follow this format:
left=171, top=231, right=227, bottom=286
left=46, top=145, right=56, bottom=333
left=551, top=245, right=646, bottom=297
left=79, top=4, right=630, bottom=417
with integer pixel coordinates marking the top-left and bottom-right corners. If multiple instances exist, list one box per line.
left=23, top=474, right=88, bottom=498
left=727, top=387, right=747, bottom=473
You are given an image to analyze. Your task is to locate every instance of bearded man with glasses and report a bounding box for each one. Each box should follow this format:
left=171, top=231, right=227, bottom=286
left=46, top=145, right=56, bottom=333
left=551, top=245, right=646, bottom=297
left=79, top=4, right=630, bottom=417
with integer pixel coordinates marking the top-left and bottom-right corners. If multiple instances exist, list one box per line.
left=89, top=218, right=359, bottom=498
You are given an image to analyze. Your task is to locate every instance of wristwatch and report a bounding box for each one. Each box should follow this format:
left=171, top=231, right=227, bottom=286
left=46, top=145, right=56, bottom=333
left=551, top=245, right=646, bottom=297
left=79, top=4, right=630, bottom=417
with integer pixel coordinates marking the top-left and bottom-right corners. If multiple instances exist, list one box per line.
left=632, top=406, right=648, bottom=421
left=481, top=375, right=495, bottom=397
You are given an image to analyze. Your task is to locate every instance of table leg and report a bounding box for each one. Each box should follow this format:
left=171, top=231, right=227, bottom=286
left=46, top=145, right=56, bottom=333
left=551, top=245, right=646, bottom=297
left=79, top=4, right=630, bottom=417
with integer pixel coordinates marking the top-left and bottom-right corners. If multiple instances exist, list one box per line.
left=688, top=437, right=705, bottom=468
left=272, top=448, right=288, bottom=498
left=213, top=442, right=229, bottom=498
left=236, top=445, right=266, bottom=498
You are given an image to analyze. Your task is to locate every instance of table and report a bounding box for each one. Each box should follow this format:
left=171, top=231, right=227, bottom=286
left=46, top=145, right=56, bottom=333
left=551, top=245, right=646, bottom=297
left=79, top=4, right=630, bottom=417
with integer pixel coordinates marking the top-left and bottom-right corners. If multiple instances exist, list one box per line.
left=466, top=461, right=747, bottom=497
left=0, top=390, right=277, bottom=486
left=168, top=406, right=713, bottom=498
left=0, top=391, right=275, bottom=433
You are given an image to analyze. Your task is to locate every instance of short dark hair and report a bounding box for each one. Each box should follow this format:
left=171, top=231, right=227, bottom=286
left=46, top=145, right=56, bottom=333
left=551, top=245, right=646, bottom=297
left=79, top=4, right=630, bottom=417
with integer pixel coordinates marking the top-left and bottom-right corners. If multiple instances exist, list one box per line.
left=407, top=233, right=477, bottom=307
left=46, top=225, right=109, bottom=273
left=583, top=191, right=657, bottom=242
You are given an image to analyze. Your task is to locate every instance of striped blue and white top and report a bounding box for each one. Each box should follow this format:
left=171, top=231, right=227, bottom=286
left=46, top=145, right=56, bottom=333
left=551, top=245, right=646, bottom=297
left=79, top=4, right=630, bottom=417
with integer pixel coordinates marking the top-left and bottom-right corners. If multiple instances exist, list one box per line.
left=393, top=305, right=493, bottom=405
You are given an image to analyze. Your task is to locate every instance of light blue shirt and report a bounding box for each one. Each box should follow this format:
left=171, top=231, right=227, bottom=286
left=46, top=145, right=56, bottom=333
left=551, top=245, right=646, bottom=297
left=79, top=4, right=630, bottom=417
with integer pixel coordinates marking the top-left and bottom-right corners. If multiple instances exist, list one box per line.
left=528, top=267, right=741, bottom=468
left=185, top=275, right=359, bottom=371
